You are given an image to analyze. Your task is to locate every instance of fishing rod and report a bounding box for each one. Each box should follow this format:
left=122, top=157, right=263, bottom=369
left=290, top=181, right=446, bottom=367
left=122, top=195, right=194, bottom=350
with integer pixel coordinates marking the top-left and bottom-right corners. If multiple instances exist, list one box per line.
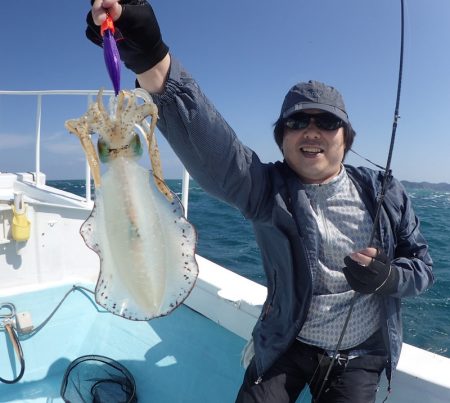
left=313, top=0, right=405, bottom=401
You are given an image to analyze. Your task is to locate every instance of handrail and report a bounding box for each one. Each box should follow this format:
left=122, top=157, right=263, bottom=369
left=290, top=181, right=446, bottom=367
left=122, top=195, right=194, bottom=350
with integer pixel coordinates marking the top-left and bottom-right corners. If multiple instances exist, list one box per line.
left=0, top=90, right=190, bottom=216
left=0, top=90, right=115, bottom=96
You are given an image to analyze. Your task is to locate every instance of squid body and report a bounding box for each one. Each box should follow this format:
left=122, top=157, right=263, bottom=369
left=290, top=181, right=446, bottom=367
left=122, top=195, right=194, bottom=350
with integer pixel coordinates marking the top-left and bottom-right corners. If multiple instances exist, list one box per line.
left=65, top=89, right=198, bottom=320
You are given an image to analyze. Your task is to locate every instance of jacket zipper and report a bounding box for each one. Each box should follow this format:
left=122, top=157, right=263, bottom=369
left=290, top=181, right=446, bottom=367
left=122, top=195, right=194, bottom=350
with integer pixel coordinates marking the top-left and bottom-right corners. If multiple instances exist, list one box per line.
left=254, top=376, right=263, bottom=384
left=317, top=189, right=331, bottom=245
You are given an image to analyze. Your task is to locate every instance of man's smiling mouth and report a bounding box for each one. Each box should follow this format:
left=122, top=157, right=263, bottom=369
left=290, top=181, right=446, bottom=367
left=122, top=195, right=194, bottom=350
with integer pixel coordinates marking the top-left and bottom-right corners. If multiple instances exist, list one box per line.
left=300, top=146, right=324, bottom=154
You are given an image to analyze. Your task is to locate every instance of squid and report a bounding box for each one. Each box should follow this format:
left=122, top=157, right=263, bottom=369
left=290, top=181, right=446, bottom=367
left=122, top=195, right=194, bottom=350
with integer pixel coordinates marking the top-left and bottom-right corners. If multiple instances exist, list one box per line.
left=65, top=89, right=198, bottom=320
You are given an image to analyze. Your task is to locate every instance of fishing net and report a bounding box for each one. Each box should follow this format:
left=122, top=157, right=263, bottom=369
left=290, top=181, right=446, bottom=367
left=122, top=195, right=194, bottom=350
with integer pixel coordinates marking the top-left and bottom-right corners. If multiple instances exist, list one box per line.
left=60, top=355, right=137, bottom=403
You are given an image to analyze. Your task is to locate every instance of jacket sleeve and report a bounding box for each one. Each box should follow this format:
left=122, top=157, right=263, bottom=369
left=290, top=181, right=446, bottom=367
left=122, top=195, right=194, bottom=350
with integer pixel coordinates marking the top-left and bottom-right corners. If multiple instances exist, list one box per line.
left=150, top=57, right=271, bottom=220
left=385, top=178, right=434, bottom=298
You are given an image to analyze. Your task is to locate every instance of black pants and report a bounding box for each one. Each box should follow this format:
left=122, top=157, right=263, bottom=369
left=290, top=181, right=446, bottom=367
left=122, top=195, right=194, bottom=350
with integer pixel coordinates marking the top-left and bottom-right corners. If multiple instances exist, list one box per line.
left=235, top=339, right=387, bottom=403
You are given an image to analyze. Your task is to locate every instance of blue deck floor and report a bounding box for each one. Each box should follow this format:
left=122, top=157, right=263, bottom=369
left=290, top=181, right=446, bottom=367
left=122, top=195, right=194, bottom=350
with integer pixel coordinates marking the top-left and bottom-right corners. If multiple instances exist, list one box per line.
left=0, top=284, right=247, bottom=402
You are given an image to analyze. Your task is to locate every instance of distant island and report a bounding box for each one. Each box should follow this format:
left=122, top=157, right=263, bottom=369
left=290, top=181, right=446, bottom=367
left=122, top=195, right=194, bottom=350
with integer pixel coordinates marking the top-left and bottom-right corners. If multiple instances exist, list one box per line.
left=401, top=181, right=450, bottom=191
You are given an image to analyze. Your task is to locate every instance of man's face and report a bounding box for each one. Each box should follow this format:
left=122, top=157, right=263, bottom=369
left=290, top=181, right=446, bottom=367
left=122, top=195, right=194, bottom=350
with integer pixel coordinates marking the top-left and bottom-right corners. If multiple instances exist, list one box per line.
left=281, top=109, right=346, bottom=184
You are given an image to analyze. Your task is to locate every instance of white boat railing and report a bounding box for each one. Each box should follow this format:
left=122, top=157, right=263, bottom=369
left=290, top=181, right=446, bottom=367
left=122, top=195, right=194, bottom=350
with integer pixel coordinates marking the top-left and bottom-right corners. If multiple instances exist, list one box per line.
left=0, top=89, right=191, bottom=217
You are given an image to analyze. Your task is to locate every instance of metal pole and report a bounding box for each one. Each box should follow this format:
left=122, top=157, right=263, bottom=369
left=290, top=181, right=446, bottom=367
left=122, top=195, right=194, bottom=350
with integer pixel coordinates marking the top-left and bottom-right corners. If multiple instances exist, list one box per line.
left=181, top=168, right=190, bottom=218
left=85, top=94, right=93, bottom=202
left=35, top=95, right=42, bottom=183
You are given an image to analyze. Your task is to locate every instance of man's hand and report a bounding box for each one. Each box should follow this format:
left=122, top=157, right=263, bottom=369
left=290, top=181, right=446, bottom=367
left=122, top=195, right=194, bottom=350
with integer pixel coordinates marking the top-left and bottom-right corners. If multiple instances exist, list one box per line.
left=91, top=0, right=123, bottom=25
left=343, top=248, right=399, bottom=295
left=86, top=0, right=169, bottom=75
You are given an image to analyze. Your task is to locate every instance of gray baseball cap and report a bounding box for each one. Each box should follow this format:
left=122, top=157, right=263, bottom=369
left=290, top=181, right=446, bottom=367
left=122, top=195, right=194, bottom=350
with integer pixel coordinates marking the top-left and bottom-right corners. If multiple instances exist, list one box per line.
left=280, top=80, right=349, bottom=123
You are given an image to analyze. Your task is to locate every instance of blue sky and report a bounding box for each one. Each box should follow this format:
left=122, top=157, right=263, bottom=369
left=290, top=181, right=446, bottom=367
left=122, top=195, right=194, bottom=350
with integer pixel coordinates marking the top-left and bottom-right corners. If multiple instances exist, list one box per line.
left=1, top=0, right=450, bottom=183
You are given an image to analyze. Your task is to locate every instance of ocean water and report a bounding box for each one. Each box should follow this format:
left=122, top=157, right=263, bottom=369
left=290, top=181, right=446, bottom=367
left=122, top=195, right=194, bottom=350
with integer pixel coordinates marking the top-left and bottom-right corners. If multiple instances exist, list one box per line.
left=48, top=179, right=450, bottom=358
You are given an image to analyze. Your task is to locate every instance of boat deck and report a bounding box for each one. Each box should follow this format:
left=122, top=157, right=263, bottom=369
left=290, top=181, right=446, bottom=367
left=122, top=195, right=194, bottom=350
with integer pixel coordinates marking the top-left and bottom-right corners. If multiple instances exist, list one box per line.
left=0, top=284, right=246, bottom=402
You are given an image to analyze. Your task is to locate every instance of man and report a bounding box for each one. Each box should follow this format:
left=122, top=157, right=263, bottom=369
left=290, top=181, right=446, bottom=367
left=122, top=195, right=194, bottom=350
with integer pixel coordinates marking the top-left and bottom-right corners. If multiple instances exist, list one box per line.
left=87, top=1, right=434, bottom=402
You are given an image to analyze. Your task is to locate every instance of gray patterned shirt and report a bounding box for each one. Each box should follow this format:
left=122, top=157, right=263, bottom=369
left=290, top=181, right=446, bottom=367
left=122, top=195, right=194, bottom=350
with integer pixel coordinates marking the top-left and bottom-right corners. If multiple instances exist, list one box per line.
left=297, top=167, right=382, bottom=350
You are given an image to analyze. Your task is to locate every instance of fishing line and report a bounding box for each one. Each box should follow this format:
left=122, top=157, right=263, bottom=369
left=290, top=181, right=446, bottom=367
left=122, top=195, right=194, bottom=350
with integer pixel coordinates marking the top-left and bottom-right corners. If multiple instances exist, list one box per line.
left=313, top=0, right=405, bottom=401
left=349, top=148, right=385, bottom=171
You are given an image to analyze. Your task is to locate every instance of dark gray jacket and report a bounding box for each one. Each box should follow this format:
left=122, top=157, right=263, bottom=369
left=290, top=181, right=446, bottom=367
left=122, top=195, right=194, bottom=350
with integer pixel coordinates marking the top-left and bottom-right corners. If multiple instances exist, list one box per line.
left=153, top=58, right=434, bottom=382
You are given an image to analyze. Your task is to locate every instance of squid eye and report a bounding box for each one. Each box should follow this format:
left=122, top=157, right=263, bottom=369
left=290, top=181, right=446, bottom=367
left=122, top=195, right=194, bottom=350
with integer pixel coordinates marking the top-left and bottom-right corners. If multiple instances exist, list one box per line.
left=130, top=134, right=143, bottom=157
left=98, top=139, right=110, bottom=163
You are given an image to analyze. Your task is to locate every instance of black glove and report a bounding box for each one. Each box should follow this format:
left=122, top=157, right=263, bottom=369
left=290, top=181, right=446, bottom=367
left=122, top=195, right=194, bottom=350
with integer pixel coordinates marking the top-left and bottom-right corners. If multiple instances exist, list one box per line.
left=86, top=0, right=169, bottom=74
left=343, top=250, right=399, bottom=295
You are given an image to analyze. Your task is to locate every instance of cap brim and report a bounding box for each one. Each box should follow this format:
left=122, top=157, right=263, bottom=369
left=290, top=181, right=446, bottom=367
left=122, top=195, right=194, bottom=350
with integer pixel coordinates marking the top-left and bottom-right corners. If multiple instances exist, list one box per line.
left=282, top=103, right=349, bottom=123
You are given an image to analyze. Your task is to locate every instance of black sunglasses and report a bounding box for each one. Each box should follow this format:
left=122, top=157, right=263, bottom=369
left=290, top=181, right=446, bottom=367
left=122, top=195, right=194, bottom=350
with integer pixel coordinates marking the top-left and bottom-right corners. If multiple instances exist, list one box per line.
left=284, top=112, right=344, bottom=131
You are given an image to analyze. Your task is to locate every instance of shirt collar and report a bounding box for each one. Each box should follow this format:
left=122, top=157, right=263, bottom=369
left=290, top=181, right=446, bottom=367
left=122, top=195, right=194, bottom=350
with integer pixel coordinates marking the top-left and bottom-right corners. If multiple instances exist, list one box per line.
left=300, top=164, right=348, bottom=199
